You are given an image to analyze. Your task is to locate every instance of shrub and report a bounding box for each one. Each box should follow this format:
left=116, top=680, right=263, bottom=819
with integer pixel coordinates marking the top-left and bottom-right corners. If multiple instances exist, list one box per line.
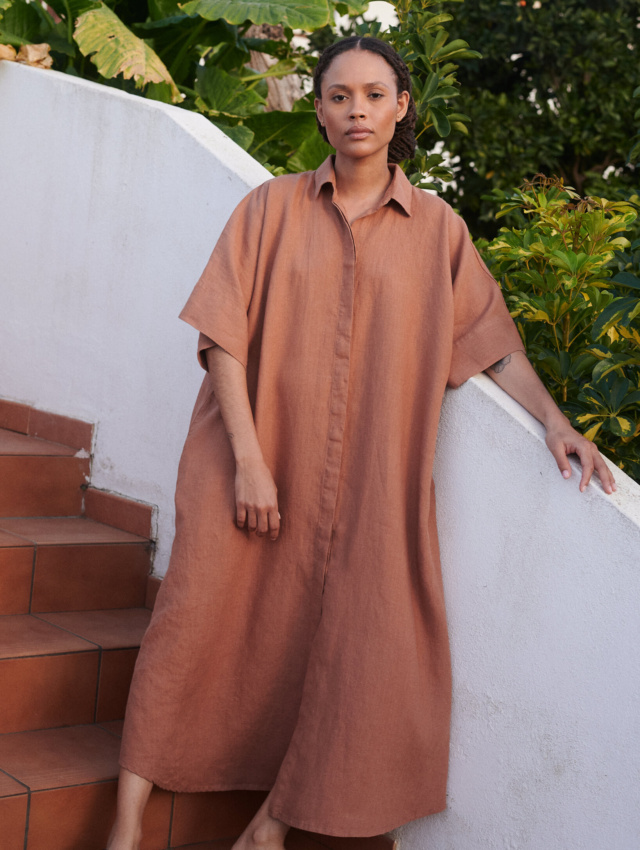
left=479, top=175, right=640, bottom=484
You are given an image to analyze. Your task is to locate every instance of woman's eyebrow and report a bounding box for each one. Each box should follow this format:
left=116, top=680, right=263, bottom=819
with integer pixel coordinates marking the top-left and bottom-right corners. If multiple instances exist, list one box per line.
left=326, top=80, right=391, bottom=91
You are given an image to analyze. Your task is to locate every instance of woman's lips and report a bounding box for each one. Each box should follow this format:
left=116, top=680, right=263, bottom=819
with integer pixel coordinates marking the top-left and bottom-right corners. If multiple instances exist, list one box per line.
left=346, top=126, right=373, bottom=139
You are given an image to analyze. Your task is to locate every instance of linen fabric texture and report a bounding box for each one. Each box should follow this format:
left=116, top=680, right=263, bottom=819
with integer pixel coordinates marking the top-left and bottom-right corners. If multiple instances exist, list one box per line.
left=119, top=156, right=525, bottom=837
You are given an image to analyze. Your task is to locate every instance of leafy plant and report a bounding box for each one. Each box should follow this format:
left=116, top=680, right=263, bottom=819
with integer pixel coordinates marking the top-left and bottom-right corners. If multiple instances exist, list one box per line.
left=0, top=0, right=476, bottom=180
left=441, top=0, right=640, bottom=239
left=481, top=176, right=640, bottom=482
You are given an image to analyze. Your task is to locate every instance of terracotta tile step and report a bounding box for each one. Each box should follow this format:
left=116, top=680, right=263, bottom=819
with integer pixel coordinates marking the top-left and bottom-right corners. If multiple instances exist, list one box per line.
left=0, top=610, right=151, bottom=732
left=0, top=428, right=79, bottom=457
left=0, top=455, right=89, bottom=517
left=0, top=726, right=393, bottom=850
left=0, top=401, right=93, bottom=453
left=0, top=517, right=150, bottom=613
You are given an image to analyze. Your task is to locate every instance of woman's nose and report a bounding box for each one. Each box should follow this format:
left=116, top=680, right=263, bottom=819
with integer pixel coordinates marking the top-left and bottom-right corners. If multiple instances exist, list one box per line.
left=349, top=98, right=366, bottom=118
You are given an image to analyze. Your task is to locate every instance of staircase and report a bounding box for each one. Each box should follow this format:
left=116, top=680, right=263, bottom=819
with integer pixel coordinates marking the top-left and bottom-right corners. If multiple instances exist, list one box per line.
left=0, top=400, right=394, bottom=850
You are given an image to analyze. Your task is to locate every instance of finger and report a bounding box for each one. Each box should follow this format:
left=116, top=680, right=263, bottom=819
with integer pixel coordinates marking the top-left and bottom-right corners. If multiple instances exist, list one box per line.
left=247, top=508, right=258, bottom=533
left=256, top=509, right=269, bottom=537
left=578, top=454, right=595, bottom=493
left=236, top=504, right=247, bottom=528
left=549, top=443, right=572, bottom=479
left=594, top=452, right=616, bottom=495
left=268, top=509, right=281, bottom=541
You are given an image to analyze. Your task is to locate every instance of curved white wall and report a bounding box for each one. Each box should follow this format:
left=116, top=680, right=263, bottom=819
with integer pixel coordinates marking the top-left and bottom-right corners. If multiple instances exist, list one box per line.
left=0, top=61, right=268, bottom=573
left=1, top=61, right=639, bottom=849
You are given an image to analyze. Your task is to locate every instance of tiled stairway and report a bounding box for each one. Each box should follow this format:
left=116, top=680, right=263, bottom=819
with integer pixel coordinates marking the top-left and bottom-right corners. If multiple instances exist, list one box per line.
left=0, top=401, right=394, bottom=850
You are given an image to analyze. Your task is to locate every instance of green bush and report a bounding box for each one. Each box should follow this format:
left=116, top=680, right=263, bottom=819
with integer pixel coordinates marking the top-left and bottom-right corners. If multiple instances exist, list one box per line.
left=479, top=175, right=640, bottom=484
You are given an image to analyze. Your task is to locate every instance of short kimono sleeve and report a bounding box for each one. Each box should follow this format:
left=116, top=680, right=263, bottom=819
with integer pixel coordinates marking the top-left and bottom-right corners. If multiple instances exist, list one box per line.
left=446, top=208, right=526, bottom=389
left=179, top=183, right=268, bottom=370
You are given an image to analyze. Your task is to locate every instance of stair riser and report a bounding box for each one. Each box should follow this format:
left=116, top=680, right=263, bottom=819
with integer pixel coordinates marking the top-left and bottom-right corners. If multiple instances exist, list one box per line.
left=31, top=544, right=149, bottom=612
left=0, top=456, right=89, bottom=516
left=0, top=649, right=138, bottom=733
left=7, top=783, right=267, bottom=850
left=0, top=547, right=33, bottom=615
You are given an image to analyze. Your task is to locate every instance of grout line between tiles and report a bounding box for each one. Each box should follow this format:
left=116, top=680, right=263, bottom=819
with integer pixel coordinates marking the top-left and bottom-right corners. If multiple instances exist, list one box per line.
left=94, top=647, right=103, bottom=723
left=28, top=544, right=36, bottom=614
left=0, top=648, right=99, bottom=661
left=168, top=790, right=176, bottom=849
left=31, top=777, right=119, bottom=794
left=29, top=614, right=104, bottom=650
left=0, top=765, right=30, bottom=794
left=22, top=788, right=31, bottom=850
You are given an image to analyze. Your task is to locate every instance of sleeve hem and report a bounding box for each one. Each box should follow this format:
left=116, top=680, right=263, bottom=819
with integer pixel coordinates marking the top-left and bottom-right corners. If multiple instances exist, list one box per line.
left=179, top=309, right=248, bottom=371
left=447, top=325, right=526, bottom=389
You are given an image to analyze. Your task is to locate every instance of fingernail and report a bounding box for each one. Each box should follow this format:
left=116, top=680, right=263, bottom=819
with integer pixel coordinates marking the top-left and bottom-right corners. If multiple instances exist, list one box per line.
left=562, top=470, right=570, bottom=478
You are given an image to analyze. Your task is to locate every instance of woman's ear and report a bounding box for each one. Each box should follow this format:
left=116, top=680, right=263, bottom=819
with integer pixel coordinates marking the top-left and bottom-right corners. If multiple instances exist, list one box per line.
left=314, top=97, right=324, bottom=127
left=396, top=90, right=410, bottom=122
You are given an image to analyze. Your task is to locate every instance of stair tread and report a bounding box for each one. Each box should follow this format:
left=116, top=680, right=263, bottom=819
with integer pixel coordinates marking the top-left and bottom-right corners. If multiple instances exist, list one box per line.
left=0, top=770, right=27, bottom=798
left=0, top=528, right=32, bottom=548
left=0, top=428, right=78, bottom=457
left=98, top=720, right=124, bottom=737
left=0, top=615, right=95, bottom=658
left=0, top=725, right=120, bottom=791
left=0, top=516, right=148, bottom=545
left=0, top=610, right=151, bottom=659
left=37, top=608, right=151, bottom=649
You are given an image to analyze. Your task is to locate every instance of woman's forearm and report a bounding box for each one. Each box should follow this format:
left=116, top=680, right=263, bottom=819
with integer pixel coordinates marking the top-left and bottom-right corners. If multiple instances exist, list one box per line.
left=483, top=350, right=568, bottom=430
left=204, top=345, right=263, bottom=465
left=205, top=344, right=280, bottom=537
left=484, top=349, right=616, bottom=494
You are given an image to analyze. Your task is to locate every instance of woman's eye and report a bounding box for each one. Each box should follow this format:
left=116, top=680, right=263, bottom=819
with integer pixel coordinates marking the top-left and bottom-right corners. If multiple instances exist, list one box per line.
left=369, top=92, right=383, bottom=99
left=332, top=94, right=347, bottom=102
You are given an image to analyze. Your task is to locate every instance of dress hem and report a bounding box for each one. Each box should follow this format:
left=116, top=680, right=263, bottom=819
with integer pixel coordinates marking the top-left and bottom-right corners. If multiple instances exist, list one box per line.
left=267, top=801, right=447, bottom=838
left=118, top=758, right=273, bottom=795
left=119, top=759, right=446, bottom=837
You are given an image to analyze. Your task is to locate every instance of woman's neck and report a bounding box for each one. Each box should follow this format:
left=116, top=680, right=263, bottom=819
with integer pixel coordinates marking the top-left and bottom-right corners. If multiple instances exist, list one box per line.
left=333, top=150, right=392, bottom=205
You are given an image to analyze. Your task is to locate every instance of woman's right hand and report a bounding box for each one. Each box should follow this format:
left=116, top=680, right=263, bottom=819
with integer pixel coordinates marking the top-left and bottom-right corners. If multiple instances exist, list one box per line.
left=235, top=456, right=280, bottom=541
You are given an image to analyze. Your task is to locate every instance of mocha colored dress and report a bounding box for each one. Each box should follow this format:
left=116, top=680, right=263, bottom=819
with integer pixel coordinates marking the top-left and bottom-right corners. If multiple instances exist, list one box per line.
left=119, top=155, right=525, bottom=836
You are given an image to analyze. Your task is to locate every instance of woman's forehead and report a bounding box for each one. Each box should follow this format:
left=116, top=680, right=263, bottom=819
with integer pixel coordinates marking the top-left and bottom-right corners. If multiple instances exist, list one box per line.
left=321, top=50, right=396, bottom=89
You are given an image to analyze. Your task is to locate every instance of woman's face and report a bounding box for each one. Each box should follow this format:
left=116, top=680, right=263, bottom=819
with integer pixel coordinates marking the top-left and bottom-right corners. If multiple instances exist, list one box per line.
left=315, top=49, right=409, bottom=163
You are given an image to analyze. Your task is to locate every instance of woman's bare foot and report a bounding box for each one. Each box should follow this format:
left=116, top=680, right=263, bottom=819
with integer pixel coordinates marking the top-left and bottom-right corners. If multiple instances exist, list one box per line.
left=231, top=790, right=290, bottom=850
left=105, top=830, right=142, bottom=850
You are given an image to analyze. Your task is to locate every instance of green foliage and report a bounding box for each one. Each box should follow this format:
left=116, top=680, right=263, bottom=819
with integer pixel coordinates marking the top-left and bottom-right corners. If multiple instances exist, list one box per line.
left=0, top=0, right=474, bottom=181
left=321, top=0, right=480, bottom=187
left=179, top=0, right=331, bottom=30
left=75, top=2, right=181, bottom=100
left=441, top=0, right=640, bottom=238
left=482, top=176, right=640, bottom=482
left=629, top=86, right=640, bottom=166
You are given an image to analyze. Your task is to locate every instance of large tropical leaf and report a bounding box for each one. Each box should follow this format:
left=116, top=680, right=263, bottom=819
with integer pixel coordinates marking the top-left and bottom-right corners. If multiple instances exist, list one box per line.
left=75, top=3, right=181, bottom=102
left=179, top=0, right=331, bottom=30
left=0, top=0, right=43, bottom=46
left=46, top=0, right=100, bottom=22
left=195, top=64, right=264, bottom=116
left=287, top=129, right=333, bottom=172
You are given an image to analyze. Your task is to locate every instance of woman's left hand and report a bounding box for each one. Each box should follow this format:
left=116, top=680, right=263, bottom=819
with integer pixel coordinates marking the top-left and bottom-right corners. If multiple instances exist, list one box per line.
left=544, top=422, right=617, bottom=495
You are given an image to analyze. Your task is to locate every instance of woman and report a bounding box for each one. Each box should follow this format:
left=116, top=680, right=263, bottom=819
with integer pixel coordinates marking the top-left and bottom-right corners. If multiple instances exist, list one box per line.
left=108, top=35, right=616, bottom=850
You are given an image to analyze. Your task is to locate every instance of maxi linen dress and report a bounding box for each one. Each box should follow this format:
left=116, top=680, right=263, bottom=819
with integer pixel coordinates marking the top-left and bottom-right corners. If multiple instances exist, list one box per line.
left=119, top=155, right=525, bottom=837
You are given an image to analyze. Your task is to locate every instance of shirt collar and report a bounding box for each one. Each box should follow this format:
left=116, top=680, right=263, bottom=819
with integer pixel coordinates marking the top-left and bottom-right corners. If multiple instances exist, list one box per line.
left=313, top=155, right=413, bottom=217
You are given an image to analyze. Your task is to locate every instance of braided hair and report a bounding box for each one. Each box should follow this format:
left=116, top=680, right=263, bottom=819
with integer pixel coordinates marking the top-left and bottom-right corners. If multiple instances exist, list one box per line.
left=313, top=36, right=417, bottom=164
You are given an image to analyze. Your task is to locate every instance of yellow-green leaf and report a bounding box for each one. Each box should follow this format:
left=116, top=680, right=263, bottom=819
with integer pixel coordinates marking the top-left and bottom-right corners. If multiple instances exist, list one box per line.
left=575, top=413, right=602, bottom=425
left=609, top=416, right=635, bottom=437
left=75, top=3, right=181, bottom=102
left=583, top=421, right=603, bottom=441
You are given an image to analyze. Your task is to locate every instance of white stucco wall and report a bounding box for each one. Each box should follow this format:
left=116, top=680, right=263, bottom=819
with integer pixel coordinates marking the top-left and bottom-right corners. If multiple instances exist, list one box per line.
left=1, top=62, right=639, bottom=849
left=0, top=61, right=268, bottom=572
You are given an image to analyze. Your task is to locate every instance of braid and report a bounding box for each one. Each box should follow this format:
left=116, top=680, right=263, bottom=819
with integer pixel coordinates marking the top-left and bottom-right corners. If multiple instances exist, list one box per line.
left=312, top=36, right=417, bottom=164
